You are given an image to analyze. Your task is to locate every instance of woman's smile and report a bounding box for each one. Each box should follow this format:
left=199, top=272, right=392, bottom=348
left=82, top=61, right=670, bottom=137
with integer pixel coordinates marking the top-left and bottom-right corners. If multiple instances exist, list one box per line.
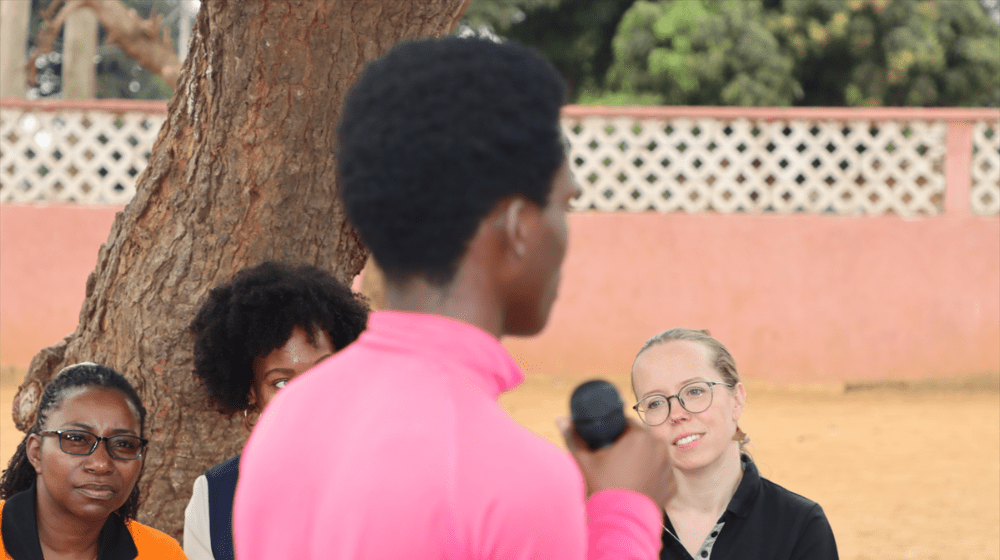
left=674, top=433, right=703, bottom=447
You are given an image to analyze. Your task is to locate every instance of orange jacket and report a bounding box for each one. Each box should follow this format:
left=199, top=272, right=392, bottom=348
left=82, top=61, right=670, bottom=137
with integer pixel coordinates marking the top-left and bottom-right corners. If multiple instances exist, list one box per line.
left=1, top=498, right=187, bottom=560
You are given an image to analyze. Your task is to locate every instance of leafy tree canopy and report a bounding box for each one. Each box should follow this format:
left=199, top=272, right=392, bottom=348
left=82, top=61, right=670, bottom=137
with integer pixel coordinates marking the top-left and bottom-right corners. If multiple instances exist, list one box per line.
left=777, top=0, right=1000, bottom=106
left=591, top=0, right=800, bottom=105
left=494, top=0, right=999, bottom=106
left=498, top=0, right=637, bottom=101
left=25, top=0, right=999, bottom=106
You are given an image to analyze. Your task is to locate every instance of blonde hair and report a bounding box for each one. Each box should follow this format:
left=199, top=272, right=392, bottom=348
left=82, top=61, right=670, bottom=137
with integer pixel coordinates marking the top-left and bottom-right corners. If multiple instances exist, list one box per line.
left=634, top=328, right=750, bottom=451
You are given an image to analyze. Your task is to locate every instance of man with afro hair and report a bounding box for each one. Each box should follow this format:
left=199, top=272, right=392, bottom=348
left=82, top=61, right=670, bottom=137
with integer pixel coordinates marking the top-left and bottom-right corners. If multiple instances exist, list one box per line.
left=235, top=37, right=671, bottom=559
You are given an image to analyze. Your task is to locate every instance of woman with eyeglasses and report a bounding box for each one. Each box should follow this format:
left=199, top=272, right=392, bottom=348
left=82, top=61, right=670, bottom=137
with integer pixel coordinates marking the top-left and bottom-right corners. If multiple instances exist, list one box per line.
left=183, top=261, right=368, bottom=560
left=0, top=362, right=185, bottom=559
left=631, top=328, right=838, bottom=560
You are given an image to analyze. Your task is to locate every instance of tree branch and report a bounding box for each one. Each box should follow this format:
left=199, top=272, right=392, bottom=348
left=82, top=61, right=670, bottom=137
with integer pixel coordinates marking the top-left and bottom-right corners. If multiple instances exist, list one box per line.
left=26, top=0, right=182, bottom=91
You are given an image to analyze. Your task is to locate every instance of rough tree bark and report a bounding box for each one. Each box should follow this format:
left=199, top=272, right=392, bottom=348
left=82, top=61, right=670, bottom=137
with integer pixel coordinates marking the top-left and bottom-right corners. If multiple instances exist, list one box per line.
left=12, top=0, right=469, bottom=539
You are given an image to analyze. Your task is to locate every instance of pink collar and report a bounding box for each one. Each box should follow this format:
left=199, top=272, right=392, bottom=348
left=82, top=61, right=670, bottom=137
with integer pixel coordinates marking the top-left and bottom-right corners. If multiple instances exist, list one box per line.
left=364, top=311, right=525, bottom=398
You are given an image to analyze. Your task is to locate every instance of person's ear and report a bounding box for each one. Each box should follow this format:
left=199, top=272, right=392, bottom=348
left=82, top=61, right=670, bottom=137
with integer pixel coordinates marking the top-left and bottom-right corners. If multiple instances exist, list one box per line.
left=500, top=198, right=528, bottom=258
left=732, top=382, right=746, bottom=422
left=246, top=385, right=260, bottom=413
left=26, top=433, right=43, bottom=474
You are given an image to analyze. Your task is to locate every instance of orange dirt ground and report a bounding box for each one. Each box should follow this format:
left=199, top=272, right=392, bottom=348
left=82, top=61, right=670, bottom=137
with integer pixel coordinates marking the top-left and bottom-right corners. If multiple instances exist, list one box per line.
left=2, top=370, right=998, bottom=559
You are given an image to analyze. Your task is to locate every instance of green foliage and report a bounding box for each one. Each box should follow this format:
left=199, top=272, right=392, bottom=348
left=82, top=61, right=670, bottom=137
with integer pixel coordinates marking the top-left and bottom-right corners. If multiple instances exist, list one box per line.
left=498, top=0, right=638, bottom=100
left=32, top=0, right=993, bottom=105
left=597, top=0, right=799, bottom=105
left=776, top=0, right=1000, bottom=106
left=515, top=0, right=998, bottom=106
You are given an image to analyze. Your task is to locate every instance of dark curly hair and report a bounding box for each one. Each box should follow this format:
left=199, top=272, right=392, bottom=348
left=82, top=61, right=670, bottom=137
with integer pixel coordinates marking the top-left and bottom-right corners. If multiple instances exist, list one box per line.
left=337, top=37, right=568, bottom=286
left=0, top=362, right=148, bottom=521
left=189, top=261, right=369, bottom=415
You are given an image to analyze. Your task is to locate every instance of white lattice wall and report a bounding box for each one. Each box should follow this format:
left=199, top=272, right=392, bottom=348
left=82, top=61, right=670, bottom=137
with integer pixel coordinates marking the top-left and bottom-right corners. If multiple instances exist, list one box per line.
left=1, top=105, right=165, bottom=204
left=971, top=120, right=1000, bottom=216
left=563, top=115, right=957, bottom=215
left=1, top=103, right=997, bottom=216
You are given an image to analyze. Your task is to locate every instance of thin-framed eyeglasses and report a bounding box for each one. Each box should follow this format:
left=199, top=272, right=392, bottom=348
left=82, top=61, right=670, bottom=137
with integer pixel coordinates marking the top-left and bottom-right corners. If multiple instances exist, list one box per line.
left=632, top=381, right=733, bottom=426
left=38, top=429, right=148, bottom=460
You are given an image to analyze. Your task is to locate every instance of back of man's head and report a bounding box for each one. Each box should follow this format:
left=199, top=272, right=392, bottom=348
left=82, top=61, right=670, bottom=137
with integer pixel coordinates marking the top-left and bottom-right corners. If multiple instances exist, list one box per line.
left=337, top=37, right=567, bottom=286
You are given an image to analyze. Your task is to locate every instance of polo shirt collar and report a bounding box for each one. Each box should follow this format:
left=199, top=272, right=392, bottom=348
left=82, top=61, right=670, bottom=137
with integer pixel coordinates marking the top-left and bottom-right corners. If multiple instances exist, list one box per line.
left=724, top=453, right=762, bottom=520
left=365, top=311, right=525, bottom=398
left=1, top=482, right=139, bottom=560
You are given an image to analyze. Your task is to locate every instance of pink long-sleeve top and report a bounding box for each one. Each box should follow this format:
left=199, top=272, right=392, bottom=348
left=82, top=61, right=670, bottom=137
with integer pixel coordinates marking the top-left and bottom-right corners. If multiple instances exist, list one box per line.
left=233, top=311, right=661, bottom=559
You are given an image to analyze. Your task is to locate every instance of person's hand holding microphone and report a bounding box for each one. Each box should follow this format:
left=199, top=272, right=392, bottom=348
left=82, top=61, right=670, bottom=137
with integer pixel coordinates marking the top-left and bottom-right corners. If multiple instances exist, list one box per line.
left=560, top=380, right=674, bottom=506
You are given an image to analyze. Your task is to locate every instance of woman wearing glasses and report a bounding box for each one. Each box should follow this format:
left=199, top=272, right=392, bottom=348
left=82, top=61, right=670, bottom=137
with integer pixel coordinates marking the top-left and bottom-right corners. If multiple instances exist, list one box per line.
left=0, top=362, right=185, bottom=558
left=183, top=261, right=368, bottom=560
left=631, top=328, right=838, bottom=560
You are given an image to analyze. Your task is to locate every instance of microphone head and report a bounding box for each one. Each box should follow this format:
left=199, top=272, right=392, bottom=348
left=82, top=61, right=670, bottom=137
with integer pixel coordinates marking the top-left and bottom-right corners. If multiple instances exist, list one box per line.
left=570, top=379, right=626, bottom=450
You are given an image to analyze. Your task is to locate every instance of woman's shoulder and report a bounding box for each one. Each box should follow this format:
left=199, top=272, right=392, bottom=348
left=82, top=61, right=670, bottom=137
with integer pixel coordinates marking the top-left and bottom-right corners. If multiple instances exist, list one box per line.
left=2, top=498, right=186, bottom=559
left=756, top=473, right=828, bottom=518
left=751, top=472, right=839, bottom=556
left=127, top=520, right=188, bottom=559
left=205, top=454, right=241, bottom=478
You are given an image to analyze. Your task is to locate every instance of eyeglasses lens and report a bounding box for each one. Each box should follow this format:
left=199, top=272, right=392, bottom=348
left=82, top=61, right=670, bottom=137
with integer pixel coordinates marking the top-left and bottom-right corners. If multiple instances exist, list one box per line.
left=679, top=382, right=713, bottom=413
left=59, top=430, right=144, bottom=460
left=638, top=382, right=715, bottom=426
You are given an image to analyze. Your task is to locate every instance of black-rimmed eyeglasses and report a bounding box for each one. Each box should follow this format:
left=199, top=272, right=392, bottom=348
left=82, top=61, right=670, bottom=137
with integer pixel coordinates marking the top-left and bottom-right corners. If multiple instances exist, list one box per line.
left=39, top=429, right=148, bottom=460
left=632, top=381, right=733, bottom=426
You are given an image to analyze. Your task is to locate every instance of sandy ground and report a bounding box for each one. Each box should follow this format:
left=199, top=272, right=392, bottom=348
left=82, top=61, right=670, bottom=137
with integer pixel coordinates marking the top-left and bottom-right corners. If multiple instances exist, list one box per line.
left=3, top=371, right=998, bottom=559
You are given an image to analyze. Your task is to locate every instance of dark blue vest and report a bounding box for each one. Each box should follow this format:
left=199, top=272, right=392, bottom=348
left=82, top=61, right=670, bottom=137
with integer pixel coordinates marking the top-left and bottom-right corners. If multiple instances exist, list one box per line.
left=203, top=454, right=240, bottom=560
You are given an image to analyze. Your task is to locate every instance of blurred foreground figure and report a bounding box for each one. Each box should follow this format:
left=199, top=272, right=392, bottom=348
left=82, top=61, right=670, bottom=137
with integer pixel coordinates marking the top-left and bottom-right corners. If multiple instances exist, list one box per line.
left=234, top=37, right=671, bottom=559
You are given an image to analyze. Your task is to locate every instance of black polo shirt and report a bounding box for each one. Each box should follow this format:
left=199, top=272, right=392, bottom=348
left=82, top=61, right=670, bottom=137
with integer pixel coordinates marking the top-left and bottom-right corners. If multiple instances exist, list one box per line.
left=660, top=455, right=838, bottom=560
left=1, top=482, right=139, bottom=560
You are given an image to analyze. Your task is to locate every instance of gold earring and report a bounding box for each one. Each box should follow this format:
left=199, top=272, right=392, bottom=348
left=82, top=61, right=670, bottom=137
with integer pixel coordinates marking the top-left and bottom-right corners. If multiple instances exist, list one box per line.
left=243, top=407, right=259, bottom=429
left=732, top=425, right=748, bottom=444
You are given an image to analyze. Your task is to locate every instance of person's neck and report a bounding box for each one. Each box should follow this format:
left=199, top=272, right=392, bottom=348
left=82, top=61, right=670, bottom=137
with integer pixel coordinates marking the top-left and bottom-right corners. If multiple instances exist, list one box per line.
left=667, top=444, right=744, bottom=516
left=385, top=269, right=504, bottom=338
left=35, top=494, right=104, bottom=560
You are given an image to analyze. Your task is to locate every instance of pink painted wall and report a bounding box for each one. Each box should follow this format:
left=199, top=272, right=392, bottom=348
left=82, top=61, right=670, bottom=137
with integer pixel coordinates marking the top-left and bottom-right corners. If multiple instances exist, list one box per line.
left=2, top=204, right=997, bottom=385
left=502, top=212, right=999, bottom=385
left=0, top=204, right=122, bottom=366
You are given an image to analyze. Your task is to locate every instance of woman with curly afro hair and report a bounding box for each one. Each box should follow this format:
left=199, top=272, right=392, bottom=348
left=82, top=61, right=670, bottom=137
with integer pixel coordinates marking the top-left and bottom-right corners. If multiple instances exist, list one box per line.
left=183, top=261, right=368, bottom=560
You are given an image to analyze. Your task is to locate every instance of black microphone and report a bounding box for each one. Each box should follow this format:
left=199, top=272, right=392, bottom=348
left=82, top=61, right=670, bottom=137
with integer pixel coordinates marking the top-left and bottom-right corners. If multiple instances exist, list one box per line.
left=570, top=380, right=626, bottom=450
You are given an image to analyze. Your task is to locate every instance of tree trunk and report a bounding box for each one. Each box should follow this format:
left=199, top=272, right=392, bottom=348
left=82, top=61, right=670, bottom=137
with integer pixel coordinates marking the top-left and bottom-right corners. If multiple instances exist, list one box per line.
left=12, top=0, right=469, bottom=539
